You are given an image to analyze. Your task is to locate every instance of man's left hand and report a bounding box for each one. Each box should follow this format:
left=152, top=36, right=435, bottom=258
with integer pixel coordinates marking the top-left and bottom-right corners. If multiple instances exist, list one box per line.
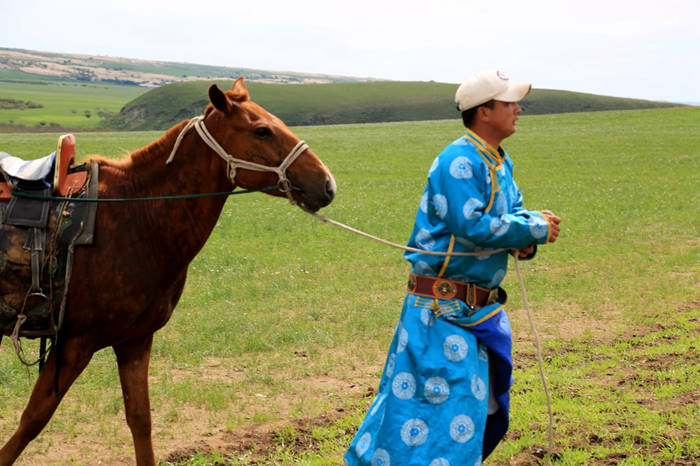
left=514, top=245, right=536, bottom=258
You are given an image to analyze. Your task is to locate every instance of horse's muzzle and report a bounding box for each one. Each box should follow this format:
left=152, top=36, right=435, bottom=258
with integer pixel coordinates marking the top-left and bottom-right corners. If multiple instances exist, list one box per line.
left=297, top=172, right=336, bottom=212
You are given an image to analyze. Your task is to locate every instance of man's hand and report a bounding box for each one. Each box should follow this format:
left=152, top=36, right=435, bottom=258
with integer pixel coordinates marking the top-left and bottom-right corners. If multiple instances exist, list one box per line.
left=541, top=209, right=561, bottom=243
left=514, top=245, right=536, bottom=258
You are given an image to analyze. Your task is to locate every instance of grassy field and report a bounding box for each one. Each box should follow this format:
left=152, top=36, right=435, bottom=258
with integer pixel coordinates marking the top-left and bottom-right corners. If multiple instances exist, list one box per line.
left=0, top=80, right=147, bottom=130
left=0, top=107, right=698, bottom=465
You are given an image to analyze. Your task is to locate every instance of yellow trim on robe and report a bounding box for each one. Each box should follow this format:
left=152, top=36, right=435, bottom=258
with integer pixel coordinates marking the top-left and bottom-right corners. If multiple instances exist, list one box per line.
left=457, top=304, right=506, bottom=327
left=465, top=129, right=504, bottom=165
left=437, top=235, right=455, bottom=278
left=536, top=210, right=554, bottom=243
left=464, top=129, right=503, bottom=214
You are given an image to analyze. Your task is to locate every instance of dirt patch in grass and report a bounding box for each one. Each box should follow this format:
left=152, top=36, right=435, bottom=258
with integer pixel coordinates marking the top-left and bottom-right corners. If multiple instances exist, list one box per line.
left=161, top=382, right=377, bottom=465
left=165, top=411, right=349, bottom=464
left=152, top=353, right=380, bottom=464
left=508, top=300, right=624, bottom=345
left=503, top=445, right=561, bottom=466
left=504, top=425, right=699, bottom=465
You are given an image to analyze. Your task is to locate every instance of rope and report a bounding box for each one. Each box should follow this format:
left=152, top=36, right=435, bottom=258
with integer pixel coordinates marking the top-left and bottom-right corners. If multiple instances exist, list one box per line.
left=307, top=211, right=506, bottom=257
left=514, top=255, right=555, bottom=459
left=9, top=185, right=279, bottom=203
left=10, top=292, right=42, bottom=367
left=305, top=209, right=555, bottom=454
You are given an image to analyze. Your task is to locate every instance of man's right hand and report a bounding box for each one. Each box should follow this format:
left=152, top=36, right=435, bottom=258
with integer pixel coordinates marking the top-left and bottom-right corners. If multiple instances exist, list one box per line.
left=541, top=210, right=561, bottom=243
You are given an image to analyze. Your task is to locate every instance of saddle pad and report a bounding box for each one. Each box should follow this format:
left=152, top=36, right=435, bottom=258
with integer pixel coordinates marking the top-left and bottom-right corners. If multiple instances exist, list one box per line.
left=0, top=151, right=56, bottom=184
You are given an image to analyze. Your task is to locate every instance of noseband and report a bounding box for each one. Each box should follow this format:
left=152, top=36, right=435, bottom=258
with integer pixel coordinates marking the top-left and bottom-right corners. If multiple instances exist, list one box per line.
left=166, top=115, right=308, bottom=205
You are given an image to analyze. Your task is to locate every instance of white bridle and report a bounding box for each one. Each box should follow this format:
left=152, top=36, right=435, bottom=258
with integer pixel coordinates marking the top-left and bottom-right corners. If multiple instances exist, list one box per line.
left=166, top=115, right=309, bottom=205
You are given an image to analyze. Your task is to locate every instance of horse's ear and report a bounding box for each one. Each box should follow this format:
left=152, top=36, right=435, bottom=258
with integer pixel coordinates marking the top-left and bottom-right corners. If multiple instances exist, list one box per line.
left=209, top=83, right=233, bottom=113
left=232, top=77, right=249, bottom=96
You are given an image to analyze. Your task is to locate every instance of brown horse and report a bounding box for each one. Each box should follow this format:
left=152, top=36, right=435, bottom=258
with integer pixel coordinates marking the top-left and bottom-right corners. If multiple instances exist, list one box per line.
left=0, top=77, right=336, bottom=465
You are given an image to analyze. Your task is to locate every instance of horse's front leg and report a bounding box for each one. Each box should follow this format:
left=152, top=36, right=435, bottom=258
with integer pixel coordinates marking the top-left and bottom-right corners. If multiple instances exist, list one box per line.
left=114, top=335, right=156, bottom=466
left=0, top=338, right=94, bottom=466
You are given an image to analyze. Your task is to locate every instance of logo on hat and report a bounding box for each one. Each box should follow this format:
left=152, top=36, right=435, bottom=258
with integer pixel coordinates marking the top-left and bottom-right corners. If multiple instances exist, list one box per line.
left=496, top=71, right=508, bottom=81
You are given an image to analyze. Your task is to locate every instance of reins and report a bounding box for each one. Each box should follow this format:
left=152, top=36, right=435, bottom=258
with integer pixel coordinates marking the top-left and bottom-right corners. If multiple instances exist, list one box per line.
left=9, top=185, right=280, bottom=203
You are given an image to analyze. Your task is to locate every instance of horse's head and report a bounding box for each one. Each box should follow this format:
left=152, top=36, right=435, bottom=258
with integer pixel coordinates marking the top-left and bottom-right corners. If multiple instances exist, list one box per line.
left=202, top=77, right=336, bottom=212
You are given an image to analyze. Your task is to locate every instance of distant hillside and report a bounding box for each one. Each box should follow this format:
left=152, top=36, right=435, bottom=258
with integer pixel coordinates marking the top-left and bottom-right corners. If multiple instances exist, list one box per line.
left=0, top=48, right=369, bottom=87
left=105, top=80, right=682, bottom=130
left=0, top=47, right=684, bottom=132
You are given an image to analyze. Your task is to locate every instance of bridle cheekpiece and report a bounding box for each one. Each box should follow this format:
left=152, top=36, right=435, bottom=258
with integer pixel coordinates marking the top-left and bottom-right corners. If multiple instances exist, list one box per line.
left=166, top=115, right=308, bottom=205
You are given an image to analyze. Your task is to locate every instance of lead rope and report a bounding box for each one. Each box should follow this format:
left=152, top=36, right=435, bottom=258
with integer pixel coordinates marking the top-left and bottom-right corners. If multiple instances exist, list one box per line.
left=305, top=209, right=554, bottom=457
left=514, top=255, right=554, bottom=460
left=306, top=211, right=506, bottom=257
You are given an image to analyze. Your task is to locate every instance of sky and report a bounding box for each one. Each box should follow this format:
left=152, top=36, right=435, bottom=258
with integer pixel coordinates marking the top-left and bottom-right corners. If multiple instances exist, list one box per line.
left=2, top=0, right=699, bottom=103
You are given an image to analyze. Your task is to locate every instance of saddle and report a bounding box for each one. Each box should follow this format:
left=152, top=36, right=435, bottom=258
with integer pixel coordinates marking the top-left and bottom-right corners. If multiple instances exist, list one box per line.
left=0, top=134, right=98, bottom=350
left=0, top=134, right=89, bottom=201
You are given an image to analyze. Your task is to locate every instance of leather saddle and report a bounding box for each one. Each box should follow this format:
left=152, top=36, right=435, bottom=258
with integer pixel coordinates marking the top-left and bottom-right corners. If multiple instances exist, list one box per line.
left=0, top=134, right=88, bottom=201
left=0, top=135, right=97, bottom=342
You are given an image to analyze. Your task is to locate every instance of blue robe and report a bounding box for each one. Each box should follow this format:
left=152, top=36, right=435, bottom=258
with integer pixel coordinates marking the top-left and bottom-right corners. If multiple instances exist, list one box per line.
left=345, top=130, right=550, bottom=465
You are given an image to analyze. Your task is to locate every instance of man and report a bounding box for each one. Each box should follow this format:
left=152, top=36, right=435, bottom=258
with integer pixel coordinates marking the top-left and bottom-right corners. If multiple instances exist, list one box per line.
left=345, top=70, right=561, bottom=465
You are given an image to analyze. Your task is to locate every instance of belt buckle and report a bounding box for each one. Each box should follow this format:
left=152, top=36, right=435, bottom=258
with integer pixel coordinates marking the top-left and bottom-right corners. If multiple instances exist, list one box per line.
left=407, top=275, right=417, bottom=292
left=465, top=283, right=476, bottom=311
left=433, top=279, right=457, bottom=300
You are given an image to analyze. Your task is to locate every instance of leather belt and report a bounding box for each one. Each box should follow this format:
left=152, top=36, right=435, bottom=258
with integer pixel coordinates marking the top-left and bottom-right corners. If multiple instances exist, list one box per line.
left=407, top=273, right=498, bottom=309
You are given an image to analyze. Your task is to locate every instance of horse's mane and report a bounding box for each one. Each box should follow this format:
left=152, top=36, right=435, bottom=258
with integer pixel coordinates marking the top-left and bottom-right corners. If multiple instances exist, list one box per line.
left=91, top=122, right=186, bottom=171
left=94, top=87, right=249, bottom=170
left=129, top=123, right=186, bottom=167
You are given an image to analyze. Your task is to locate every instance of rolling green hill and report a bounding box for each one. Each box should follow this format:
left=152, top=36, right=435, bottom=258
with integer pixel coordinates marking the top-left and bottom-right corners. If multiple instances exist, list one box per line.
left=105, top=80, right=682, bottom=130
left=104, top=81, right=457, bottom=130
left=105, top=81, right=674, bottom=130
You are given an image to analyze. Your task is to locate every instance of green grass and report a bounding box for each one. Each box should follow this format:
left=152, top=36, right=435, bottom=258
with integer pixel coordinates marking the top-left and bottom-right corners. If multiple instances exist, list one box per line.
left=0, top=80, right=147, bottom=130
left=0, top=107, right=698, bottom=465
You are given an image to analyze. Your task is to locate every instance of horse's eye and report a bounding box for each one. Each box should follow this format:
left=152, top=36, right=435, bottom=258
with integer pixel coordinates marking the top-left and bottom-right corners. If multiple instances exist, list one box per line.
left=254, top=127, right=272, bottom=138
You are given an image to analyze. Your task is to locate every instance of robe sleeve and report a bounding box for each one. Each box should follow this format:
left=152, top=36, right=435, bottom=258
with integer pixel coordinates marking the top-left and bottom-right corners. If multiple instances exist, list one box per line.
left=427, top=155, right=550, bottom=250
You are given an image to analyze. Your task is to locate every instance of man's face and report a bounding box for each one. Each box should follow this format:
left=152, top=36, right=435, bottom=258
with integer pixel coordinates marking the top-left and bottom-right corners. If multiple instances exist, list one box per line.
left=485, top=101, right=522, bottom=140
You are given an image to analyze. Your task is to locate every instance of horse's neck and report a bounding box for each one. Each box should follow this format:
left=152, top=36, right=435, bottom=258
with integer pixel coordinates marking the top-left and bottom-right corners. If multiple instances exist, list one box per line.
left=101, top=125, right=231, bottom=270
